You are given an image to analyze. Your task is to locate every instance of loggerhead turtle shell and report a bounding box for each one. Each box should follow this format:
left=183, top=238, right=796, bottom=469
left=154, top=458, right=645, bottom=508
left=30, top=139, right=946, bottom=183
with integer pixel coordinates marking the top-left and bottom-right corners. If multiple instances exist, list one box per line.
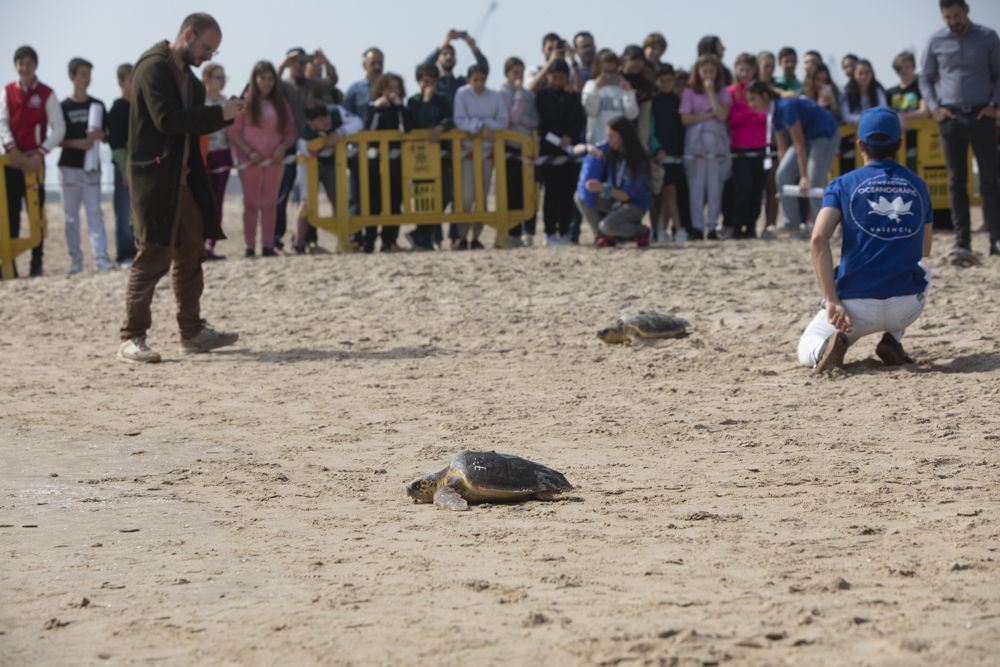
left=447, top=451, right=573, bottom=502
left=619, top=311, right=689, bottom=339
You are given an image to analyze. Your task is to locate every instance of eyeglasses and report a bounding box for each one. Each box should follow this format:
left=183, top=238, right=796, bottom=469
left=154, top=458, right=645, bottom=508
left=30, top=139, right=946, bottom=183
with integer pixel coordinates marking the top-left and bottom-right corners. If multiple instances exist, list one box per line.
left=194, top=32, right=220, bottom=57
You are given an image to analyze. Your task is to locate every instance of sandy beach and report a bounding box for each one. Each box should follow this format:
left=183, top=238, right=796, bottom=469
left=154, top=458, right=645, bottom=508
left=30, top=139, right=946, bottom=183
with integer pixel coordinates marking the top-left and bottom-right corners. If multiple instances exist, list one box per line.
left=1, top=195, right=998, bottom=666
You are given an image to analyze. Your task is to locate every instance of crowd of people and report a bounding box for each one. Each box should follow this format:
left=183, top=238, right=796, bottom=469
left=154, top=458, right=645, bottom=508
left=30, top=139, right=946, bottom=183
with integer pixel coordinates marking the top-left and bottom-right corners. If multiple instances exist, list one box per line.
left=0, top=5, right=995, bottom=366
left=2, top=1, right=998, bottom=279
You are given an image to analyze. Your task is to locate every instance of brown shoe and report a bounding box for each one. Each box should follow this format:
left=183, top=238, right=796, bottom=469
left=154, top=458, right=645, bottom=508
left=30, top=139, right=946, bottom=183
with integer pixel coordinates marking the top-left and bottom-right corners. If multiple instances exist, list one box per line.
left=815, top=331, right=849, bottom=373
left=875, top=333, right=914, bottom=366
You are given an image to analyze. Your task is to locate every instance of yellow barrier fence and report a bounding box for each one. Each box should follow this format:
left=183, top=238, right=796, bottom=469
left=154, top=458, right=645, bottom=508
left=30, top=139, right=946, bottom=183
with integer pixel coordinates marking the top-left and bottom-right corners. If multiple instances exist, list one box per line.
left=302, top=129, right=536, bottom=251
left=0, top=154, right=46, bottom=279
left=829, top=117, right=983, bottom=211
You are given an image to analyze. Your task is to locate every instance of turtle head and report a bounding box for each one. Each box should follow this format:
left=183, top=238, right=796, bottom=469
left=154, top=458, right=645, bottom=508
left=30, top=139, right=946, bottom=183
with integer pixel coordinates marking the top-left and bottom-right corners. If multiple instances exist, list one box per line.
left=597, top=321, right=628, bottom=345
left=406, top=472, right=441, bottom=503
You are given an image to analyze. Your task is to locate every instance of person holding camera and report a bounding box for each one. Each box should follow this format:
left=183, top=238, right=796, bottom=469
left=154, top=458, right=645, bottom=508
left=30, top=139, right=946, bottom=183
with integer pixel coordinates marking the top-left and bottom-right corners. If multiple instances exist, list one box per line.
left=274, top=47, right=335, bottom=252
left=118, top=13, right=244, bottom=363
left=527, top=33, right=577, bottom=93
left=424, top=30, right=489, bottom=103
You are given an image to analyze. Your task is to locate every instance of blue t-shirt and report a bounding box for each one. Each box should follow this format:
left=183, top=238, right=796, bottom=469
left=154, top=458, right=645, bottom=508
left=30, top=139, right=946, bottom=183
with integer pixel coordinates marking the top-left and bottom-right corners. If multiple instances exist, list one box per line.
left=822, top=160, right=932, bottom=300
left=772, top=97, right=838, bottom=141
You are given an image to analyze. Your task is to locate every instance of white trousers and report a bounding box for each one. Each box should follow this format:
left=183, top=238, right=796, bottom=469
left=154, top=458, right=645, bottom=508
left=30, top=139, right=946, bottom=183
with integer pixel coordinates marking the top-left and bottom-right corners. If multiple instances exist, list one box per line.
left=59, top=167, right=109, bottom=264
left=797, top=292, right=927, bottom=367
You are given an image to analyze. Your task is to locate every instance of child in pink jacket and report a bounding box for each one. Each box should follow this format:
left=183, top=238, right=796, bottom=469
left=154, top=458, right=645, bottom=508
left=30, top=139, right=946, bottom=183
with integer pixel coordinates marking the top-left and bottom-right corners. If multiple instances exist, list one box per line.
left=228, top=61, right=296, bottom=257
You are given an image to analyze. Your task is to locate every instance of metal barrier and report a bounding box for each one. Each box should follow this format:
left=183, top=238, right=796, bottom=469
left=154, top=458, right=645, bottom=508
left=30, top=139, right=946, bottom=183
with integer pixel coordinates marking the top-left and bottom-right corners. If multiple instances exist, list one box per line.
left=302, top=129, right=536, bottom=251
left=0, top=155, right=46, bottom=279
left=829, top=118, right=982, bottom=210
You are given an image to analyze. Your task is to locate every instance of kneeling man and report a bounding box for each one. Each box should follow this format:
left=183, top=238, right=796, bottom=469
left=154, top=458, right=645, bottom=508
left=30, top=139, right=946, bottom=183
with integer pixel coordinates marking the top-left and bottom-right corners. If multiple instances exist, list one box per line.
left=798, top=107, right=933, bottom=372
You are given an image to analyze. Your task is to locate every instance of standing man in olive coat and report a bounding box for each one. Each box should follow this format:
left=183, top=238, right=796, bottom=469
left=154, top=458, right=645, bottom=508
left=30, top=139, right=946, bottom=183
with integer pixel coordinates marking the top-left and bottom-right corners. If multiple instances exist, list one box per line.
left=118, top=13, right=244, bottom=363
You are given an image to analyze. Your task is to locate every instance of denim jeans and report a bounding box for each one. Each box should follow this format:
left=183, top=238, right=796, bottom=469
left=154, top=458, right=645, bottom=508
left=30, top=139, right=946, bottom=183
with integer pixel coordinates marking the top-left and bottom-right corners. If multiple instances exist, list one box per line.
left=776, top=133, right=838, bottom=227
left=574, top=194, right=646, bottom=239
left=59, top=166, right=110, bottom=265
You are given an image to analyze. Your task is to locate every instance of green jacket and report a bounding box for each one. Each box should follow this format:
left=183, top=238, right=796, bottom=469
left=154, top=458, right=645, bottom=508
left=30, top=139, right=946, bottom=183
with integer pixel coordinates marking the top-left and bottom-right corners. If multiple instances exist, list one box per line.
left=128, top=41, right=229, bottom=246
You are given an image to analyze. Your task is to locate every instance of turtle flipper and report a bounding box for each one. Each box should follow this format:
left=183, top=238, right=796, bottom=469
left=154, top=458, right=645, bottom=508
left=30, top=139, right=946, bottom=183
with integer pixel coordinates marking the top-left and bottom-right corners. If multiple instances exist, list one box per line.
left=433, top=486, right=470, bottom=511
left=532, top=491, right=564, bottom=501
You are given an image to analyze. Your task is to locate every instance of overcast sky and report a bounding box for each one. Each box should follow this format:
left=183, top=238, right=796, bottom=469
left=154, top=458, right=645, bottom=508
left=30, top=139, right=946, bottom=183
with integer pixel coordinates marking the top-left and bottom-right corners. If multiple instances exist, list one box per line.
left=3, top=0, right=999, bottom=184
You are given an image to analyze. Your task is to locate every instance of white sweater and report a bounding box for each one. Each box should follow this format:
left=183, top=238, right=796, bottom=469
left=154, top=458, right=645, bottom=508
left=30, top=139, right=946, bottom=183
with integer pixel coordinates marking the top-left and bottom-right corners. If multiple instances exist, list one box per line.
left=581, top=79, right=638, bottom=144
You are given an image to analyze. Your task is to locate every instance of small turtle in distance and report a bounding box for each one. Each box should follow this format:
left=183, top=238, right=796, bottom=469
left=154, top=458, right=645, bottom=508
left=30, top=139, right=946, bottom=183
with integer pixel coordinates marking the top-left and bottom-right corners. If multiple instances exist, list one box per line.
left=406, top=451, right=573, bottom=511
left=597, top=311, right=689, bottom=345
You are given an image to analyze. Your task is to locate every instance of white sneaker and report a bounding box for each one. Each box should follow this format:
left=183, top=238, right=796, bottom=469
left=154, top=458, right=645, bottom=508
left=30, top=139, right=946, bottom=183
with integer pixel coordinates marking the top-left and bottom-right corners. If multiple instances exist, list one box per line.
left=117, top=337, right=162, bottom=363
left=523, top=234, right=534, bottom=247
left=544, top=234, right=558, bottom=246
left=759, top=227, right=776, bottom=240
left=66, top=258, right=83, bottom=275
left=673, top=228, right=688, bottom=244
left=95, top=256, right=117, bottom=271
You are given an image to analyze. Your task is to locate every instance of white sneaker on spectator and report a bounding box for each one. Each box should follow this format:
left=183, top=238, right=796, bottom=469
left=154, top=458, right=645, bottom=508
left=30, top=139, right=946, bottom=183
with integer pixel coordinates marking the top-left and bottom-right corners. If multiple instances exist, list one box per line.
left=673, top=228, right=688, bottom=245
left=523, top=234, right=534, bottom=247
left=759, top=227, right=776, bottom=240
left=117, top=336, right=162, bottom=364
left=95, top=256, right=117, bottom=271
left=66, top=259, right=83, bottom=275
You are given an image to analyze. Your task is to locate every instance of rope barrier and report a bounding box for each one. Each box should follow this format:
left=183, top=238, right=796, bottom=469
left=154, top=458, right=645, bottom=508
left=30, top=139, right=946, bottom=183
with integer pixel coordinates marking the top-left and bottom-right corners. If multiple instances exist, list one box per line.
left=205, top=145, right=779, bottom=174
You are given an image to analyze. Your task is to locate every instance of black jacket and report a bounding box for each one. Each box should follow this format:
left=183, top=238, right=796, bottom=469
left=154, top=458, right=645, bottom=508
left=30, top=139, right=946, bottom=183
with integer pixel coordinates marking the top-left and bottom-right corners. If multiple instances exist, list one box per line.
left=128, top=41, right=230, bottom=245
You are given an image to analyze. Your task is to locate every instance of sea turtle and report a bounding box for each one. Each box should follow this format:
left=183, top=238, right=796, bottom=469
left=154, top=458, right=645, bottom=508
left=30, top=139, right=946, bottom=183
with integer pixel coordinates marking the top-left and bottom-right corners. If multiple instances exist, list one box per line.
left=406, top=451, right=573, bottom=511
left=597, top=311, right=689, bottom=345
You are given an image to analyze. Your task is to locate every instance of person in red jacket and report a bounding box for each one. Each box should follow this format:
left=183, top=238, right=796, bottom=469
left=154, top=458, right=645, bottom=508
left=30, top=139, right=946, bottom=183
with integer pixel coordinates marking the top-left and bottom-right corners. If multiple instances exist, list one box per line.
left=0, top=45, right=66, bottom=277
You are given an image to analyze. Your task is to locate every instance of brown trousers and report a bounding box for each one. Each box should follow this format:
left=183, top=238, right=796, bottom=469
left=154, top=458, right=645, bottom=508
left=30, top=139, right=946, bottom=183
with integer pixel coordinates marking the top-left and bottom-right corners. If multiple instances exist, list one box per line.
left=120, top=186, right=205, bottom=340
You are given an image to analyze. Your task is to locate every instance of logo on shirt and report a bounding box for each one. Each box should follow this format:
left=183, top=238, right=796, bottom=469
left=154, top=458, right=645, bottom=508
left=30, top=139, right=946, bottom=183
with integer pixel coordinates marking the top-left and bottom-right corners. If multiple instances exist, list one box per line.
left=867, top=196, right=914, bottom=223
left=849, top=174, right=924, bottom=240
left=27, top=95, right=42, bottom=109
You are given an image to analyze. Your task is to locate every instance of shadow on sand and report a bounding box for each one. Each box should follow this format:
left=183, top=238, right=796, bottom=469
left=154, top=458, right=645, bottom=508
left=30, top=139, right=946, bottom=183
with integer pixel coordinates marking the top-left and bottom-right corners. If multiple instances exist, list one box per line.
left=844, top=351, right=1000, bottom=375
left=925, top=351, right=1000, bottom=374
left=209, top=345, right=457, bottom=363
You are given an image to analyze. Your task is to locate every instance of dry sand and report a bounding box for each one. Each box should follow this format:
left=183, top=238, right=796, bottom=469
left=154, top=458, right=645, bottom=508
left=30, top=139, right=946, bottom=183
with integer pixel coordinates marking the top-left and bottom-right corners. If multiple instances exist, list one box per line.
left=1, top=196, right=999, bottom=666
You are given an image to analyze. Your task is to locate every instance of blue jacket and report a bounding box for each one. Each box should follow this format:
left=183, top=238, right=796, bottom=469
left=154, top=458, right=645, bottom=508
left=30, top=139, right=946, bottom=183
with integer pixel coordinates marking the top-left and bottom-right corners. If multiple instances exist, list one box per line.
left=575, top=142, right=653, bottom=211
